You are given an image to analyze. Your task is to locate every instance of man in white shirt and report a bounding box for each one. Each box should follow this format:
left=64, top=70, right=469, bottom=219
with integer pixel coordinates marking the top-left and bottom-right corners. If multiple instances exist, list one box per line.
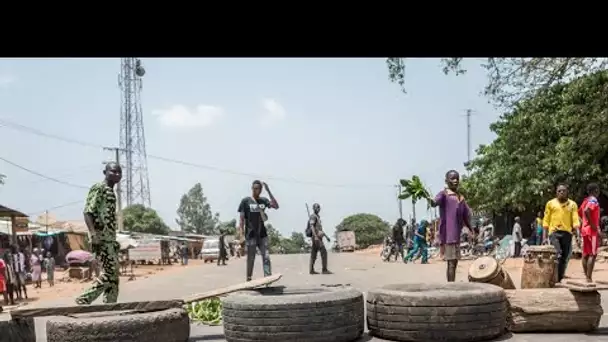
left=512, top=217, right=523, bottom=257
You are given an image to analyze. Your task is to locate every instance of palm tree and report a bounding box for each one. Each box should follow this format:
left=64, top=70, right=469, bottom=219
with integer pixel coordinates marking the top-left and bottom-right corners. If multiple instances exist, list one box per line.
left=398, top=175, right=432, bottom=222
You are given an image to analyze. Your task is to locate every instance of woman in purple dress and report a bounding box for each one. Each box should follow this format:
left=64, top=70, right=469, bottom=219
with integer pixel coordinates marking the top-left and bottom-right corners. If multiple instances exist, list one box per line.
left=430, top=170, right=471, bottom=282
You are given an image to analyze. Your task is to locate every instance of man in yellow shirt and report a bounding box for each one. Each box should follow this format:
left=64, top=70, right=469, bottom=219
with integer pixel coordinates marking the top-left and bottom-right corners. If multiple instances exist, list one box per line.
left=543, top=184, right=580, bottom=282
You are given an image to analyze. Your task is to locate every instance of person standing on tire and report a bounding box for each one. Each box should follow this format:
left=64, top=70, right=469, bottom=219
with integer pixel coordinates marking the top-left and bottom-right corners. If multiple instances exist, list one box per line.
left=542, top=183, right=580, bottom=283
left=578, top=183, right=601, bottom=283
left=512, top=217, right=522, bottom=258
left=309, top=203, right=332, bottom=274
left=429, top=170, right=471, bottom=282
left=76, top=162, right=122, bottom=305
left=238, top=180, right=279, bottom=281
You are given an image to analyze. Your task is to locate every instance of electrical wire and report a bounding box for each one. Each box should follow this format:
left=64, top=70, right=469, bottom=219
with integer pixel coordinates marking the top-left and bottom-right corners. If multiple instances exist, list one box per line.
left=0, top=156, right=89, bottom=190
left=26, top=200, right=83, bottom=217
left=0, top=117, right=393, bottom=188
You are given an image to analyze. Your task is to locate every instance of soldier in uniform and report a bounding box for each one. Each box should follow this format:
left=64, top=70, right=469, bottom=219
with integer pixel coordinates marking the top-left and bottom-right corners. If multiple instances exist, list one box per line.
left=76, top=162, right=122, bottom=305
left=309, top=203, right=332, bottom=274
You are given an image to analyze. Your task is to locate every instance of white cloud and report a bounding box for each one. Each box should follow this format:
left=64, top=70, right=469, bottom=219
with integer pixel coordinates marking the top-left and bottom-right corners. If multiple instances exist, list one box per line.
left=153, top=104, right=224, bottom=128
left=260, top=98, right=286, bottom=127
left=0, top=75, right=16, bottom=88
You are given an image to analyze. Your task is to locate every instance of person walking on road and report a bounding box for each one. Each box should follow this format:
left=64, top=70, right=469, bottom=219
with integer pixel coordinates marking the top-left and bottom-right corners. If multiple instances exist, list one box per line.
left=404, top=220, right=430, bottom=264
left=309, top=203, right=332, bottom=274
left=579, top=183, right=601, bottom=283
left=218, top=230, right=228, bottom=266
left=430, top=170, right=471, bottom=282
left=238, top=180, right=279, bottom=281
left=76, top=162, right=122, bottom=305
left=542, top=183, right=580, bottom=283
left=392, top=219, right=406, bottom=262
left=512, top=217, right=523, bottom=257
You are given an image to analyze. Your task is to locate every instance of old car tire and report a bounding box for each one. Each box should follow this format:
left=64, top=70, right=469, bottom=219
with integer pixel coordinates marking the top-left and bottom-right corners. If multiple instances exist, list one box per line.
left=367, top=283, right=508, bottom=342
left=46, top=308, right=190, bottom=342
left=222, top=286, right=364, bottom=342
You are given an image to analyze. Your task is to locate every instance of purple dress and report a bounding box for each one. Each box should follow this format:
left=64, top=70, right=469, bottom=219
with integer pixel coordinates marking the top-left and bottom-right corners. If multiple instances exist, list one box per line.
left=435, top=190, right=471, bottom=245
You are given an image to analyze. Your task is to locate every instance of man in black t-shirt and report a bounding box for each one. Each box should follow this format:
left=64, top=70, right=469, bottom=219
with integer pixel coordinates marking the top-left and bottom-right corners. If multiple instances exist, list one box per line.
left=238, top=180, right=280, bottom=281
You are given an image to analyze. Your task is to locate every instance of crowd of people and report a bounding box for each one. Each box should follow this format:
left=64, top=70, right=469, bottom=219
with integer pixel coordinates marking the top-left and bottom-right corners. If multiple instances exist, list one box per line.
left=0, top=245, right=56, bottom=311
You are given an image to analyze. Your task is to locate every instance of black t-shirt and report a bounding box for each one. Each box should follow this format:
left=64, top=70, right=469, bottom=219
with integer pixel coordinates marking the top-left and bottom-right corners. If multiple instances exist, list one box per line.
left=238, top=197, right=271, bottom=239
left=392, top=224, right=404, bottom=242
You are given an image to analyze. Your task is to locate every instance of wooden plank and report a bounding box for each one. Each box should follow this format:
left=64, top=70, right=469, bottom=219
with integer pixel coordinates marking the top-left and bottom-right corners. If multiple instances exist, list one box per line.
left=182, top=273, right=282, bottom=304
left=10, top=299, right=184, bottom=320
left=555, top=282, right=608, bottom=292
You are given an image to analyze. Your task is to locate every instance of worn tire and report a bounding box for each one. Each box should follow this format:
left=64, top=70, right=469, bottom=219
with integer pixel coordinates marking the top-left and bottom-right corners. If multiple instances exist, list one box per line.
left=46, top=308, right=190, bottom=342
left=367, top=283, right=508, bottom=342
left=222, top=286, right=364, bottom=342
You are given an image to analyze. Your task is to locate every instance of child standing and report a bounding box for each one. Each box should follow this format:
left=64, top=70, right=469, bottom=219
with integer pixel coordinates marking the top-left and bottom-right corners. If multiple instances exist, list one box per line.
left=44, top=252, right=55, bottom=287
left=430, top=170, right=471, bottom=282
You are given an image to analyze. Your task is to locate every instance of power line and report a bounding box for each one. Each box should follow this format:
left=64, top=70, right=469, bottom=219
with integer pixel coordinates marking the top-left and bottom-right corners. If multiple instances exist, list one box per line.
left=26, top=200, right=84, bottom=217
left=0, top=118, right=393, bottom=189
left=0, top=156, right=89, bottom=190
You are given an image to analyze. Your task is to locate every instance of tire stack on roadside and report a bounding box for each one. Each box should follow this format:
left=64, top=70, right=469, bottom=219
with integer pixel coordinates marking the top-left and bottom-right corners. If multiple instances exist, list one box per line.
left=367, top=283, right=508, bottom=341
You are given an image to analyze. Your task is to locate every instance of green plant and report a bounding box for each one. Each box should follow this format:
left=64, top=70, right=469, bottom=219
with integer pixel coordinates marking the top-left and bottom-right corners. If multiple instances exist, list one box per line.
left=185, top=297, right=223, bottom=325
left=399, top=175, right=432, bottom=221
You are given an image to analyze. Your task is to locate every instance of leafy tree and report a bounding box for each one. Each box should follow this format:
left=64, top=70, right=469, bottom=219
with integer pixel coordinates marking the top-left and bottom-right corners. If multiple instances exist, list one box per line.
left=218, top=219, right=237, bottom=235
left=398, top=176, right=432, bottom=222
left=175, top=183, right=219, bottom=235
left=122, top=204, right=170, bottom=235
left=265, top=223, right=282, bottom=251
left=289, top=232, right=309, bottom=251
left=335, top=213, right=390, bottom=249
left=387, top=58, right=608, bottom=108
left=462, top=70, right=608, bottom=213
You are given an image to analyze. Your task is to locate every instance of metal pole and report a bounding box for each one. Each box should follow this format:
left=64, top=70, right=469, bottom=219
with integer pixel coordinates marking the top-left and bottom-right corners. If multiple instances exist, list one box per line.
left=466, top=109, right=472, bottom=163
left=396, top=185, right=403, bottom=220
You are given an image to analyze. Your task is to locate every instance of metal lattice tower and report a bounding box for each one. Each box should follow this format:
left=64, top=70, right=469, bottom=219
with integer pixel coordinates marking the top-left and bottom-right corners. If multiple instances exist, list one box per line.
left=118, top=58, right=151, bottom=207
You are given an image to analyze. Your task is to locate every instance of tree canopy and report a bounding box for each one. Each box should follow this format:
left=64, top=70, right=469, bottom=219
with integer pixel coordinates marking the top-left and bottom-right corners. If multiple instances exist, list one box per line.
left=461, top=70, right=608, bottom=213
left=176, top=183, right=220, bottom=235
left=122, top=204, right=170, bottom=235
left=335, top=213, right=390, bottom=248
left=217, top=219, right=237, bottom=236
left=387, top=58, right=608, bottom=108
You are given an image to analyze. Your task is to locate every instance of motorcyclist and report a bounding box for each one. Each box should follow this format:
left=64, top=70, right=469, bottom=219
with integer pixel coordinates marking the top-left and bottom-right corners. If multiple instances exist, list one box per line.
left=480, top=219, right=495, bottom=253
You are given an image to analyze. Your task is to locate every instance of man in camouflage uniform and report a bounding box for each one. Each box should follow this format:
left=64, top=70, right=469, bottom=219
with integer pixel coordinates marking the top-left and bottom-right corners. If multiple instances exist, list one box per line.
left=76, top=162, right=122, bottom=305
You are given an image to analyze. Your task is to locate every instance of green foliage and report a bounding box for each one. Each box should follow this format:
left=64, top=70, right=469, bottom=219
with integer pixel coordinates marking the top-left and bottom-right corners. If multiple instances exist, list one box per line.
left=176, top=183, right=220, bottom=235
left=186, top=297, right=222, bottom=325
left=335, top=213, right=390, bottom=248
left=462, top=70, right=608, bottom=213
left=264, top=225, right=310, bottom=254
left=387, top=58, right=608, bottom=108
left=122, top=204, right=170, bottom=235
left=217, top=219, right=237, bottom=235
left=399, top=175, right=432, bottom=221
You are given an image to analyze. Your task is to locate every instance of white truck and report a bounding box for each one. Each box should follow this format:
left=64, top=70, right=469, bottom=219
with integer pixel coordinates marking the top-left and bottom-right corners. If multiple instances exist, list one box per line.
left=337, top=231, right=356, bottom=252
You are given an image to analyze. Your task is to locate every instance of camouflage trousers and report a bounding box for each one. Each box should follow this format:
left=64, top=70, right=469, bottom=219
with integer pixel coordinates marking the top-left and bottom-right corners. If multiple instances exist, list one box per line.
left=76, top=241, right=120, bottom=304
left=246, top=237, right=271, bottom=281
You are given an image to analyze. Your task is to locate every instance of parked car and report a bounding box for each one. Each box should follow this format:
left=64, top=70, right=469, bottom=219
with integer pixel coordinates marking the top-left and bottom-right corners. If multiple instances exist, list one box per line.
left=200, top=239, right=220, bottom=263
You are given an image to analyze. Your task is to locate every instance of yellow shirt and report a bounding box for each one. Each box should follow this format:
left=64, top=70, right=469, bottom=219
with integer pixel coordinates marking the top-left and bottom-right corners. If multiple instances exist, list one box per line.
left=542, top=198, right=580, bottom=234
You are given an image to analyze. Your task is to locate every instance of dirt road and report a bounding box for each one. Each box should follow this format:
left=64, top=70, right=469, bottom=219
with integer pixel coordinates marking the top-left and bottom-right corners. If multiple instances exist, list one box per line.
left=8, top=253, right=608, bottom=341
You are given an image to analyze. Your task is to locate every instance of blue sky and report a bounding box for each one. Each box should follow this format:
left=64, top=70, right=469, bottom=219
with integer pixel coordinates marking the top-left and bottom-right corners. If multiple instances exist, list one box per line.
left=0, top=58, right=499, bottom=237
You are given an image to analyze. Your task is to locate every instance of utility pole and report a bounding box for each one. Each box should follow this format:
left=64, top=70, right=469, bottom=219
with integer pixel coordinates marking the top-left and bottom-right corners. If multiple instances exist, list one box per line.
left=466, top=109, right=472, bottom=164
left=104, top=147, right=124, bottom=232
left=396, top=184, right=403, bottom=220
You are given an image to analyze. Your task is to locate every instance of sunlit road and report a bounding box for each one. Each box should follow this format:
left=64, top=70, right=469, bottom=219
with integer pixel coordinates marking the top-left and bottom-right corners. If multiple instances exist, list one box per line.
left=16, top=253, right=608, bottom=341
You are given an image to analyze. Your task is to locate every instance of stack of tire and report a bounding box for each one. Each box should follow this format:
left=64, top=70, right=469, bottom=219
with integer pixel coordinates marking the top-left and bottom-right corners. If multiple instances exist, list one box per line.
left=222, top=286, right=364, bottom=342
left=367, top=282, right=508, bottom=341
